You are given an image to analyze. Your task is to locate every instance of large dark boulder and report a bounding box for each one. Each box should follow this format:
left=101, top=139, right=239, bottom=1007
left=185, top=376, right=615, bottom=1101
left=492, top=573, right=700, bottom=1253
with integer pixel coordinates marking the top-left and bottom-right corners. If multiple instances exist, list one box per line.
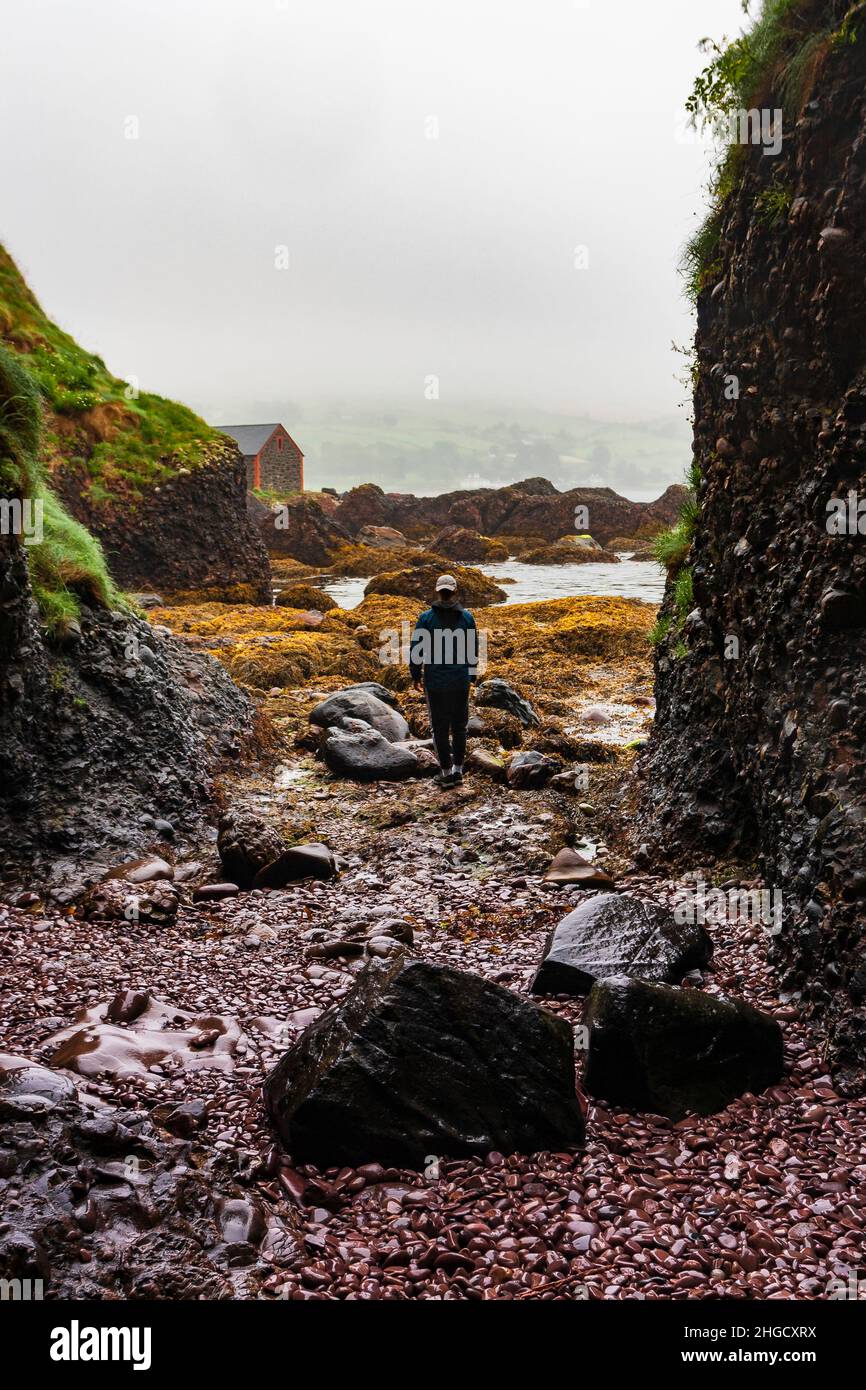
left=252, top=843, right=336, bottom=888
left=431, top=527, right=508, bottom=562
left=584, top=975, right=784, bottom=1119
left=531, top=893, right=711, bottom=995
left=333, top=483, right=397, bottom=535
left=322, top=721, right=419, bottom=782
left=507, top=750, right=558, bottom=788
left=475, top=678, right=539, bottom=728
left=341, top=681, right=402, bottom=710
left=264, top=957, right=585, bottom=1166
left=217, top=809, right=283, bottom=891
left=309, top=689, right=410, bottom=743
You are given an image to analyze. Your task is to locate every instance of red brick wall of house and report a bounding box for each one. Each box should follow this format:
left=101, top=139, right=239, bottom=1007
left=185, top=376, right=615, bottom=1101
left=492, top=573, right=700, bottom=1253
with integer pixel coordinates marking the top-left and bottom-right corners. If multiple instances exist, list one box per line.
left=254, top=426, right=303, bottom=493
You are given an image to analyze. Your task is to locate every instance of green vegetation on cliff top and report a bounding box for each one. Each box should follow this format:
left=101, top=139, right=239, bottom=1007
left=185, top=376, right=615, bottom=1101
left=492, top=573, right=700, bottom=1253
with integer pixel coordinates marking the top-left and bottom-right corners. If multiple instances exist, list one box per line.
left=0, top=343, right=121, bottom=632
left=683, top=0, right=863, bottom=299
left=0, top=243, right=218, bottom=493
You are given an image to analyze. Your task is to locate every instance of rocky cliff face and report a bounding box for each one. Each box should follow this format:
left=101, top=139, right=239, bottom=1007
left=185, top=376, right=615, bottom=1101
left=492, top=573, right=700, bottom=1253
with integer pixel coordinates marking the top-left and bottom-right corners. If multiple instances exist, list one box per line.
left=0, top=338, right=258, bottom=900
left=57, top=440, right=271, bottom=602
left=642, top=7, right=866, bottom=1084
left=334, top=480, right=687, bottom=546
left=0, top=536, right=256, bottom=900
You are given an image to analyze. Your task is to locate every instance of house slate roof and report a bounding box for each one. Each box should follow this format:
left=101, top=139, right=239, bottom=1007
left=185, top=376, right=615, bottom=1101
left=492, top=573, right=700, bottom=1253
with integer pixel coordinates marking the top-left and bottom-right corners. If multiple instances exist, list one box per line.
left=217, top=423, right=281, bottom=456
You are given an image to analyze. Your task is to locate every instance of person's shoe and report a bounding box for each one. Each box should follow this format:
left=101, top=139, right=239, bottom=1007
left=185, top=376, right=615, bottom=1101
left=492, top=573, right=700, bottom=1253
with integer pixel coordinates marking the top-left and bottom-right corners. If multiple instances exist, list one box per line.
left=434, top=769, right=456, bottom=787
left=451, top=765, right=464, bottom=784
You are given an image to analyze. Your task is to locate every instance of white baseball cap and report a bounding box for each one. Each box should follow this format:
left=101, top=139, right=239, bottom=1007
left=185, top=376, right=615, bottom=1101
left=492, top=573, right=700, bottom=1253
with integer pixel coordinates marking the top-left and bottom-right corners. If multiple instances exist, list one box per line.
left=436, top=574, right=457, bottom=592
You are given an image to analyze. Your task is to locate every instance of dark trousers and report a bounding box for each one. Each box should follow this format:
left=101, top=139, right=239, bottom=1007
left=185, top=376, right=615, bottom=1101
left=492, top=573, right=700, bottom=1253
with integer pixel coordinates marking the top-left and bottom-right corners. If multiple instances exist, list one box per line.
left=426, top=683, right=470, bottom=770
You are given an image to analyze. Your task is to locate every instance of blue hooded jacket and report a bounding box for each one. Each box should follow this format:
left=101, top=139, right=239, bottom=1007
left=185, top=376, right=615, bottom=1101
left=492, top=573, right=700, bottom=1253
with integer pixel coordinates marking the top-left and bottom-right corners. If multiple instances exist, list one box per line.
left=409, top=600, right=479, bottom=691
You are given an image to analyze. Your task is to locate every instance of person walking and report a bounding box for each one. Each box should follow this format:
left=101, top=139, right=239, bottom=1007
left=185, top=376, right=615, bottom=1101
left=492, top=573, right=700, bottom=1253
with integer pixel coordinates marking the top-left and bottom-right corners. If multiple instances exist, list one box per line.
left=409, top=574, right=479, bottom=787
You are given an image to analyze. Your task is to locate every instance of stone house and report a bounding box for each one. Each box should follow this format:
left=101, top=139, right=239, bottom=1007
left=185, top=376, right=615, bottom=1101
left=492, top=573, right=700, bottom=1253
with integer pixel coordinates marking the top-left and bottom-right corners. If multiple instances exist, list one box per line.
left=218, top=423, right=304, bottom=494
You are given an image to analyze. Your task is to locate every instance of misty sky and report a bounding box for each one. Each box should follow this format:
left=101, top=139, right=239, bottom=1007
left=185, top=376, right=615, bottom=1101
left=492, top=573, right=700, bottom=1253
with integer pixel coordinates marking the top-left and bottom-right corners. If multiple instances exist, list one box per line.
left=1, top=0, right=747, bottom=424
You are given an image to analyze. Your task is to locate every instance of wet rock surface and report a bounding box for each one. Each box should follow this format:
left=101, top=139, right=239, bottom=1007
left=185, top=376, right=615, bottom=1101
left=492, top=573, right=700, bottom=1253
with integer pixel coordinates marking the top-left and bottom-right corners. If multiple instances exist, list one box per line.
left=584, top=976, right=784, bottom=1120
left=252, top=843, right=337, bottom=888
left=532, top=892, right=710, bottom=996
left=218, top=810, right=284, bottom=891
left=507, top=750, right=559, bottom=789
left=542, top=848, right=616, bottom=890
left=265, top=957, right=585, bottom=1168
left=322, top=722, right=420, bottom=782
left=0, top=598, right=255, bottom=902
left=475, top=677, right=540, bottom=728
left=309, top=689, right=410, bottom=743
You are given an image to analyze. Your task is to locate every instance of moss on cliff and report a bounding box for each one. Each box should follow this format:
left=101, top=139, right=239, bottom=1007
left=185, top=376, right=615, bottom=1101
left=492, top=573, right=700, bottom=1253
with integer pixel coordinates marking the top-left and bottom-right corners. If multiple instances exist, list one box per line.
left=0, top=344, right=120, bottom=632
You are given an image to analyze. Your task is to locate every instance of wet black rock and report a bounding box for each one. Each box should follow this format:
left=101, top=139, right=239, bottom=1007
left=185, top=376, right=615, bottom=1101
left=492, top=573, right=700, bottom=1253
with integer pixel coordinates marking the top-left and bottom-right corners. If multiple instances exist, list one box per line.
left=475, top=678, right=540, bottom=728
left=309, top=688, right=410, bottom=743
left=531, top=892, right=711, bottom=995
left=253, top=842, right=337, bottom=888
left=264, top=956, right=585, bottom=1167
left=0, top=1054, right=77, bottom=1118
left=584, top=975, right=784, bottom=1119
left=340, top=682, right=402, bottom=710
left=507, top=750, right=559, bottom=789
left=160, top=1099, right=208, bottom=1138
left=217, top=809, right=284, bottom=890
left=322, top=721, right=419, bottom=782
left=0, top=1056, right=246, bottom=1298
left=819, top=586, right=866, bottom=633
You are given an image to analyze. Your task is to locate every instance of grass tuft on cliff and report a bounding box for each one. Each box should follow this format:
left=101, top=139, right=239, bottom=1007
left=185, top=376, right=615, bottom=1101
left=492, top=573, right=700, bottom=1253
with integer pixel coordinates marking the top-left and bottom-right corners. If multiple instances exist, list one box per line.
left=0, top=343, right=121, bottom=633
left=682, top=0, right=858, bottom=299
left=0, top=243, right=219, bottom=496
left=654, top=459, right=700, bottom=574
left=0, top=345, right=42, bottom=495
